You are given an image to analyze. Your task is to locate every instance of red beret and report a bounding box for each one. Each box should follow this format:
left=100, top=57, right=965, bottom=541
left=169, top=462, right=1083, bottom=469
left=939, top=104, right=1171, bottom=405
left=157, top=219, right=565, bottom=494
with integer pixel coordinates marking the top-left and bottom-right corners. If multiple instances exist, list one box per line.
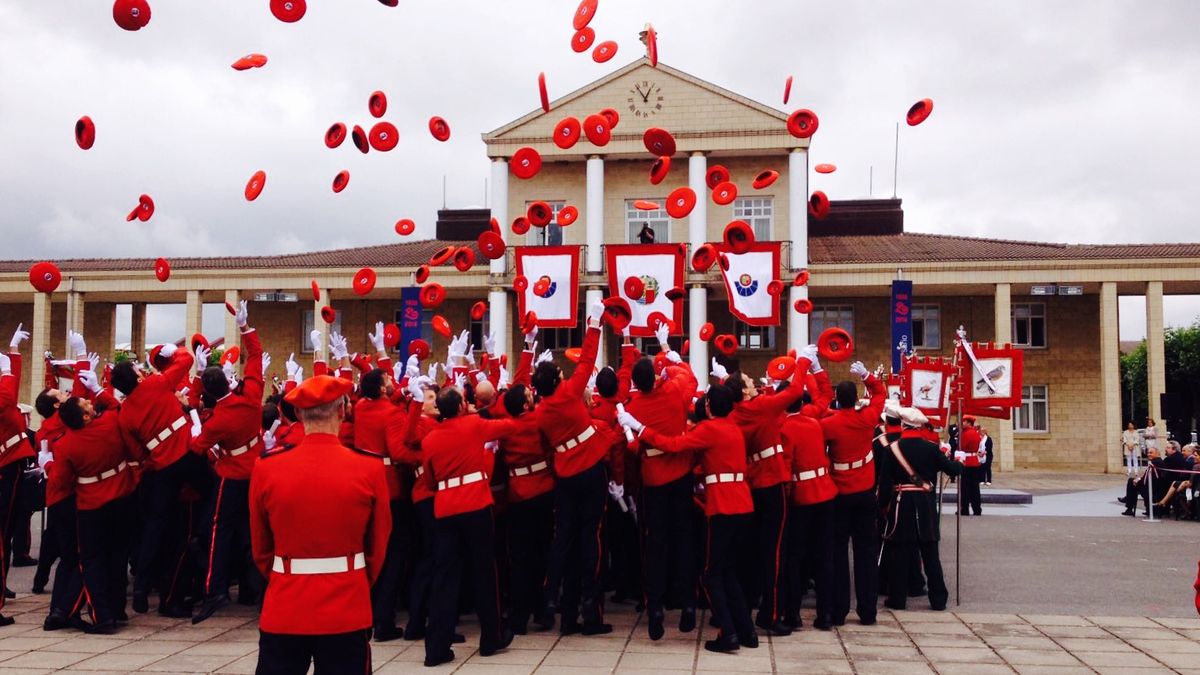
left=284, top=375, right=353, bottom=409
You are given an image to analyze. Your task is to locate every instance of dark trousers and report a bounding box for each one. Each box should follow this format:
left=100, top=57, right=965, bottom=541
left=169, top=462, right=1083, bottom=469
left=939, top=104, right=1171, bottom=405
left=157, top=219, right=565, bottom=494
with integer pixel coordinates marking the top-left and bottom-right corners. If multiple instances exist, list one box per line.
left=48, top=499, right=84, bottom=618
left=10, top=505, right=32, bottom=559
left=785, top=500, right=834, bottom=624
left=832, top=489, right=879, bottom=624
left=507, top=492, right=554, bottom=629
left=0, top=462, right=19, bottom=610
left=35, top=510, right=60, bottom=591
left=741, top=483, right=787, bottom=624
left=960, top=467, right=983, bottom=515
left=371, top=499, right=406, bottom=632
left=544, top=462, right=607, bottom=624
left=702, top=513, right=755, bottom=642
left=256, top=629, right=372, bottom=675
left=202, top=477, right=261, bottom=601
left=134, top=453, right=211, bottom=602
left=161, top=499, right=202, bottom=611
left=641, top=476, right=695, bottom=613
left=983, top=448, right=994, bottom=483
left=426, top=507, right=503, bottom=660
left=406, top=499, right=435, bottom=634
left=883, top=539, right=948, bottom=610
left=77, top=496, right=134, bottom=624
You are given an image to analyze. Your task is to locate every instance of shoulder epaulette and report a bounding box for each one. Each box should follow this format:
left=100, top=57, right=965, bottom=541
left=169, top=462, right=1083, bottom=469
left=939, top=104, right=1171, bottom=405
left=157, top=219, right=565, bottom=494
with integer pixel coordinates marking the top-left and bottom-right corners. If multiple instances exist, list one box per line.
left=260, top=444, right=296, bottom=459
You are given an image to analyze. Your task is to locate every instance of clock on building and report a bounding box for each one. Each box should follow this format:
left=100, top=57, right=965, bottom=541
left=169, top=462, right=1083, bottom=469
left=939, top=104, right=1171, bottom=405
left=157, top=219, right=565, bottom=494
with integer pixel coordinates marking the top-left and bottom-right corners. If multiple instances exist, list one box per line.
left=628, top=80, right=664, bottom=118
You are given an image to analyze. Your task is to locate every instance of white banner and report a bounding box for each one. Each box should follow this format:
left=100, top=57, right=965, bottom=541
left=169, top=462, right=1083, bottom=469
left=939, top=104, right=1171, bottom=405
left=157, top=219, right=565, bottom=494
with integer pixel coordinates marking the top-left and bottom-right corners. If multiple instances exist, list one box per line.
left=606, top=244, right=684, bottom=337
left=717, top=242, right=781, bottom=326
left=515, top=246, right=580, bottom=328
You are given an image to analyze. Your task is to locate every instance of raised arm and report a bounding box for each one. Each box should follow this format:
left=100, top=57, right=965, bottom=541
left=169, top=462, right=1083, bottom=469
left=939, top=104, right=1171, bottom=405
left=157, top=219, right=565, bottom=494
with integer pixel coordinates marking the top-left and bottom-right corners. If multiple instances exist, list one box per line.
left=241, top=328, right=264, bottom=403
left=563, top=325, right=601, bottom=399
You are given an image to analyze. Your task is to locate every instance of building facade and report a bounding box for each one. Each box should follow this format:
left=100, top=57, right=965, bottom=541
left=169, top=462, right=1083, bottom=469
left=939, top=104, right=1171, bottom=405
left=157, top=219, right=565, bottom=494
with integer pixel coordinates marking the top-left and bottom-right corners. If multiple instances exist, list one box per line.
left=3, top=59, right=1199, bottom=473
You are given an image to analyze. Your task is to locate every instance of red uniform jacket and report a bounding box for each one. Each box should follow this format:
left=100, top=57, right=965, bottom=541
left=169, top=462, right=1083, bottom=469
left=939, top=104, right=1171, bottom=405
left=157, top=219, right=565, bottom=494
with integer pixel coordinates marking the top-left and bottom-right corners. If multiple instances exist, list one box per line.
left=640, top=417, right=753, bottom=517
left=781, top=412, right=837, bottom=506
left=627, top=360, right=699, bottom=488
left=190, top=329, right=264, bottom=480
left=37, top=415, right=72, bottom=507
left=0, top=352, right=33, bottom=469
left=50, top=394, right=137, bottom=511
left=421, top=414, right=518, bottom=518
left=500, top=414, right=555, bottom=503
left=730, top=357, right=812, bottom=489
left=389, top=400, right=435, bottom=503
left=533, top=326, right=607, bottom=478
left=353, top=396, right=403, bottom=500
left=958, top=427, right=983, bottom=467
left=118, top=348, right=194, bottom=471
left=275, top=421, right=306, bottom=450
left=820, top=374, right=885, bottom=495
left=250, top=432, right=391, bottom=635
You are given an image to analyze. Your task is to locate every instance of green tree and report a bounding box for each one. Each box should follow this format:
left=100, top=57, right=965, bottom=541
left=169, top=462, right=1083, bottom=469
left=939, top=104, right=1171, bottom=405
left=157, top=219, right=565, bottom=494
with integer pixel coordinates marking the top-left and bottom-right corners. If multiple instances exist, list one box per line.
left=1120, top=341, right=1147, bottom=425
left=1163, top=322, right=1200, bottom=438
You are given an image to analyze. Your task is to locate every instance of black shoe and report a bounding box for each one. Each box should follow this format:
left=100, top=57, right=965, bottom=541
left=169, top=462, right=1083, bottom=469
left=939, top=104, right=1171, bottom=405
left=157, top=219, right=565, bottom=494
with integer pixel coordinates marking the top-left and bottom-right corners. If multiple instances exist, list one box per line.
left=581, top=621, right=613, bottom=636
left=424, top=650, right=454, bottom=668
left=4, top=588, right=14, bottom=599
left=68, top=615, right=94, bottom=632
left=132, top=592, right=149, bottom=614
left=0, top=614, right=13, bottom=627
left=739, top=632, right=759, bottom=648
left=480, top=628, right=514, bottom=657
left=43, top=611, right=70, bottom=631
left=560, top=620, right=582, bottom=636
left=115, top=611, right=129, bottom=624
left=884, top=600, right=907, bottom=611
left=373, top=625, right=402, bottom=642
left=1122, top=509, right=1135, bottom=516
left=534, top=609, right=556, bottom=632
left=908, top=586, right=928, bottom=598
left=403, top=624, right=424, bottom=641
left=756, top=617, right=792, bottom=636
left=859, top=616, right=877, bottom=626
left=930, top=602, right=947, bottom=611
left=452, top=633, right=466, bottom=644
left=158, top=605, right=193, bottom=619
left=679, top=607, right=696, bottom=633
left=510, top=620, right=528, bottom=635
left=831, top=616, right=846, bottom=626
left=781, top=615, right=800, bottom=631
left=704, top=634, right=740, bottom=653
left=191, top=595, right=229, bottom=624
left=12, top=556, right=38, bottom=568
left=31, top=583, right=45, bottom=595
left=813, top=617, right=833, bottom=631
left=647, top=607, right=665, bottom=641
left=87, top=620, right=119, bottom=635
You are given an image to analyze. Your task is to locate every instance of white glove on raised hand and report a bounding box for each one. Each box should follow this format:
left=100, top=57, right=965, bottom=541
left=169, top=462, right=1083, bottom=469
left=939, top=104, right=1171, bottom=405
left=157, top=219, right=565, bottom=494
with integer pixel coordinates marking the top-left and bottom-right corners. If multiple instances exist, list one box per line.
left=189, top=409, right=203, bottom=438
left=223, top=361, right=238, bottom=387
left=393, top=360, right=405, bottom=383
left=453, top=372, right=466, bottom=391
left=402, top=353, right=419, bottom=378
left=78, top=369, right=101, bottom=394
left=235, top=300, right=249, bottom=329
left=37, top=442, right=53, bottom=471
left=654, top=321, right=670, bottom=348
left=309, top=330, right=324, bottom=357
left=427, top=362, right=440, bottom=382
left=664, top=349, right=682, bottom=364
left=535, top=349, right=554, bottom=366
left=616, top=409, right=644, bottom=433
left=710, top=358, right=729, bottom=381
left=285, top=353, right=299, bottom=379
left=607, top=480, right=625, bottom=502
left=483, top=332, right=496, bottom=356
left=0, top=352, right=10, bottom=374
left=195, top=346, right=211, bottom=374
left=9, top=323, right=29, bottom=350
left=408, top=374, right=432, bottom=400
left=368, top=321, right=386, bottom=353
left=849, top=361, right=869, bottom=380
left=464, top=347, right=476, bottom=367
left=484, top=440, right=499, bottom=454
left=498, top=365, right=510, bottom=389
left=68, top=330, right=87, bottom=358
left=262, top=420, right=281, bottom=451
left=329, top=332, right=349, bottom=360
left=800, top=344, right=822, bottom=373
left=291, top=365, right=303, bottom=384
left=587, top=301, right=604, bottom=326
left=524, top=325, right=538, bottom=349
left=87, top=352, right=100, bottom=373
left=261, top=352, right=271, bottom=373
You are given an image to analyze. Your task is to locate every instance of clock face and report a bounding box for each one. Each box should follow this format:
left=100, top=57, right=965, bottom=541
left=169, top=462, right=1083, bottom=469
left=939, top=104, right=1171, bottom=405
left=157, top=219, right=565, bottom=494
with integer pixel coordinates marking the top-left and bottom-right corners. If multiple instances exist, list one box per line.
left=628, top=80, right=664, bottom=118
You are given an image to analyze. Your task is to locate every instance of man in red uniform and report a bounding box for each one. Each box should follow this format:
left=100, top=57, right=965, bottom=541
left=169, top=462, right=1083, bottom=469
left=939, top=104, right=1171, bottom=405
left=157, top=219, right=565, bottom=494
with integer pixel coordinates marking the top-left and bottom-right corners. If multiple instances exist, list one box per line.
left=421, top=385, right=520, bottom=667
left=531, top=302, right=612, bottom=635
left=957, top=415, right=984, bottom=516
left=51, top=372, right=139, bottom=634
left=0, top=323, right=32, bottom=626
left=250, top=375, right=392, bottom=674
left=112, top=333, right=209, bottom=617
left=820, top=360, right=886, bottom=626
left=619, top=384, right=757, bottom=653
left=625, top=325, right=698, bottom=641
left=190, top=300, right=264, bottom=623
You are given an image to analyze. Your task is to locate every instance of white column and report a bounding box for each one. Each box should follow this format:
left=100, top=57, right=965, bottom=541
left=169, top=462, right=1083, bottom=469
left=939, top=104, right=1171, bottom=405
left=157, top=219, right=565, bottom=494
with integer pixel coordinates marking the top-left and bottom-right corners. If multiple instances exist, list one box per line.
left=490, top=158, right=509, bottom=276
left=65, top=291, right=85, bottom=346
left=687, top=152, right=710, bottom=378
left=29, top=292, right=53, bottom=419
left=1146, top=281, right=1165, bottom=438
left=994, top=283, right=1014, bottom=472
left=788, top=148, right=810, bottom=350
left=488, top=288, right=510, bottom=360
left=1100, top=282, right=1124, bottom=473
left=586, top=156, right=604, bottom=273
left=224, top=289, right=241, bottom=353
left=687, top=152, right=707, bottom=244
left=689, top=286, right=709, bottom=381
left=185, top=291, right=203, bottom=344
left=313, top=298, right=329, bottom=367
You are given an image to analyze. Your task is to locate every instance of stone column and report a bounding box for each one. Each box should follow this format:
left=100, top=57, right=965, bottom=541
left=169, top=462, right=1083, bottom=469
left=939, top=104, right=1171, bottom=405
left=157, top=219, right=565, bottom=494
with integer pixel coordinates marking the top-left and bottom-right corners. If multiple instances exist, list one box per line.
left=488, top=288, right=510, bottom=360
left=586, top=156, right=605, bottom=365
left=313, top=298, right=330, bottom=363
left=1145, top=281, right=1165, bottom=439
left=130, top=303, right=147, bottom=357
left=490, top=158, right=509, bottom=276
left=788, top=148, right=810, bottom=351
left=184, top=291, right=203, bottom=345
left=224, top=289, right=241, bottom=352
left=28, top=293, right=53, bottom=420
left=993, top=283, right=1015, bottom=472
left=65, top=291, right=85, bottom=346
left=687, top=152, right=709, bottom=380
left=1099, top=282, right=1124, bottom=473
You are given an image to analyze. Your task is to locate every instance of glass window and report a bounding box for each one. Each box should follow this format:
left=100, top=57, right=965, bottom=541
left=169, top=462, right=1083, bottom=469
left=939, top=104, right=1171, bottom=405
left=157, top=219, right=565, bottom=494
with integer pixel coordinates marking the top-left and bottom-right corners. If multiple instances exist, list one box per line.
left=911, top=304, right=941, bottom=350
left=539, top=319, right=583, bottom=351
left=525, top=201, right=567, bottom=246
left=469, top=315, right=488, bottom=355
left=1014, top=384, right=1049, bottom=432
left=732, top=196, right=773, bottom=241
left=635, top=337, right=685, bottom=355
left=626, top=199, right=670, bottom=243
left=301, top=309, right=341, bottom=353
left=810, top=305, right=855, bottom=341
left=736, top=324, right=774, bottom=351
left=1011, top=303, right=1047, bottom=348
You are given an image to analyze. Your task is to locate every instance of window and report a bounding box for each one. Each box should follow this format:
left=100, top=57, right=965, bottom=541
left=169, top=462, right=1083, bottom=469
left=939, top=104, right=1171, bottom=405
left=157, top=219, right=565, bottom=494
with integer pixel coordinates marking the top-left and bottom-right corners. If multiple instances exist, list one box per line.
left=1012, top=303, right=1047, bottom=348
left=301, top=309, right=341, bottom=353
left=469, top=316, right=488, bottom=355
left=732, top=197, right=773, bottom=241
left=626, top=199, right=669, bottom=243
left=809, top=305, right=855, bottom=340
left=1014, top=384, right=1049, bottom=432
left=634, top=336, right=685, bottom=355
left=525, top=201, right=567, bottom=246
left=736, top=324, right=775, bottom=351
left=911, top=304, right=941, bottom=350
left=539, top=321, right=583, bottom=350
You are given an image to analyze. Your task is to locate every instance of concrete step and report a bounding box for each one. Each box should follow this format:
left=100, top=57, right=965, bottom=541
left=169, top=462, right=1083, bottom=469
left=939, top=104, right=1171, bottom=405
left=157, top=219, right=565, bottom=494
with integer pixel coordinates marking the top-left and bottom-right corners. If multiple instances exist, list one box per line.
left=939, top=487, right=1033, bottom=505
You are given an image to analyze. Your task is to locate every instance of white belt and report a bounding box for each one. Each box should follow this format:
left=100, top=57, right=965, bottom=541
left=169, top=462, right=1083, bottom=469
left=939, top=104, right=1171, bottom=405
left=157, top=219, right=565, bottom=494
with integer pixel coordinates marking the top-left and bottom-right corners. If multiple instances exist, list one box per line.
left=792, top=467, right=828, bottom=482
left=77, top=461, right=129, bottom=485
left=554, top=426, right=596, bottom=454
left=833, top=450, right=873, bottom=471
left=704, top=472, right=743, bottom=485
left=272, top=552, right=366, bottom=575
left=144, top=416, right=187, bottom=451
left=1, top=432, right=25, bottom=456
left=644, top=448, right=664, bottom=457
left=414, top=466, right=424, bottom=478
left=437, top=471, right=488, bottom=491
left=510, top=461, right=549, bottom=478
left=751, top=445, right=782, bottom=463
left=222, top=436, right=260, bottom=458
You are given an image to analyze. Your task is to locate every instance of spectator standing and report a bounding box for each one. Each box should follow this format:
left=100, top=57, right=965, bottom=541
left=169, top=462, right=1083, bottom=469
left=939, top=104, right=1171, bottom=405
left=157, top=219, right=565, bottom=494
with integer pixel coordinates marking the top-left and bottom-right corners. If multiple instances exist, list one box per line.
left=1144, top=418, right=1158, bottom=456
left=1122, top=422, right=1141, bottom=475
left=980, top=427, right=994, bottom=485
left=637, top=222, right=656, bottom=244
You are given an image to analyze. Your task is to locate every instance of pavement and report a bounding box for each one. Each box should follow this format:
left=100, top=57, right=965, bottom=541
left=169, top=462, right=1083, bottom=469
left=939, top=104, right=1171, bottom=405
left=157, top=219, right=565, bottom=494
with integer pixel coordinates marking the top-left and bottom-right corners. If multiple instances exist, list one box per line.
left=0, top=470, right=1196, bottom=674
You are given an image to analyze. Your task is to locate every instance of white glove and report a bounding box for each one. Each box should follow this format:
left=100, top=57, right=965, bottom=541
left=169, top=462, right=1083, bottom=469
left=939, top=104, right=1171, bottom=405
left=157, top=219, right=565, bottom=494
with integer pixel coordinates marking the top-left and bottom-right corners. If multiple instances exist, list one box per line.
left=195, top=346, right=211, bottom=374
left=498, top=365, right=510, bottom=389
left=37, top=443, right=53, bottom=471
left=616, top=408, right=644, bottom=433
left=802, top=345, right=822, bottom=373
left=0, top=352, right=9, bottom=374
left=223, top=361, right=238, bottom=387
left=292, top=365, right=303, bottom=384
left=524, top=325, right=538, bottom=349
left=664, top=350, right=682, bottom=364
left=587, top=301, right=604, bottom=325
left=368, top=321, right=386, bottom=353
left=78, top=369, right=102, bottom=394
left=309, top=329, right=323, bottom=357
left=464, top=348, right=476, bottom=367
left=408, top=374, right=432, bottom=399
left=427, top=362, right=440, bottom=382
left=483, top=332, right=496, bottom=356
left=586, top=369, right=598, bottom=392
left=87, top=352, right=100, bottom=373
left=535, top=349, right=554, bottom=366
left=159, top=342, right=178, bottom=359
left=393, top=360, right=406, bottom=383
left=329, top=332, right=349, bottom=360
left=405, top=354, right=420, bottom=379
left=710, top=358, right=729, bottom=381
left=68, top=330, right=87, bottom=358
left=235, top=300, right=249, bottom=329
left=453, top=372, right=466, bottom=391
left=261, top=352, right=271, bottom=374
left=849, top=361, right=869, bottom=380
left=262, top=419, right=281, bottom=451
left=475, top=371, right=487, bottom=383
left=285, top=353, right=299, bottom=378
left=607, top=480, right=625, bottom=502
left=622, top=325, right=631, bottom=341
left=484, top=440, right=499, bottom=454
left=654, top=321, right=670, bottom=348
left=9, top=323, right=29, bottom=350
left=189, top=409, right=202, bottom=438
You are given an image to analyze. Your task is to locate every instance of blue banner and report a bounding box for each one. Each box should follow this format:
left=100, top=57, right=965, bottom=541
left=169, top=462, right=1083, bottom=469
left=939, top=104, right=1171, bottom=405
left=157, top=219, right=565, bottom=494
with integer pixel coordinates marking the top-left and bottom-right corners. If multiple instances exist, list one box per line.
left=399, top=287, right=423, bottom=358
left=891, top=280, right=913, bottom=373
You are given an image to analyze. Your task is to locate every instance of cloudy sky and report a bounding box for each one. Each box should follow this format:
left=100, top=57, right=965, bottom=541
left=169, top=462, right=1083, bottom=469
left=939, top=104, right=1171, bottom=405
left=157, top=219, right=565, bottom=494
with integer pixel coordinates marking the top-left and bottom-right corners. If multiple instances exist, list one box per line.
left=2, top=1, right=1198, bottom=341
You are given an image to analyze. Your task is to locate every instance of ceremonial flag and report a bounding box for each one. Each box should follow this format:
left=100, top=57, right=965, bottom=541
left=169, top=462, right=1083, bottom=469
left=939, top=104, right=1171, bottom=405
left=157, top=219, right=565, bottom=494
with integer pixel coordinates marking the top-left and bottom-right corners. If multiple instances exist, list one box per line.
left=605, top=244, right=684, bottom=337
left=715, top=241, right=781, bottom=326
left=398, top=286, right=423, bottom=358
left=514, top=245, right=581, bottom=328
left=891, top=280, right=913, bottom=373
